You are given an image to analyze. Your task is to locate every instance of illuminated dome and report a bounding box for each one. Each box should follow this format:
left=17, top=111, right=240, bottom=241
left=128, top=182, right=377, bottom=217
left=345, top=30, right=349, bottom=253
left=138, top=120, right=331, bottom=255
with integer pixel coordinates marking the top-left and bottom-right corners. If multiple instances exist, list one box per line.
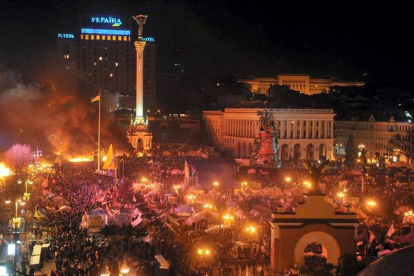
left=358, top=245, right=414, bottom=276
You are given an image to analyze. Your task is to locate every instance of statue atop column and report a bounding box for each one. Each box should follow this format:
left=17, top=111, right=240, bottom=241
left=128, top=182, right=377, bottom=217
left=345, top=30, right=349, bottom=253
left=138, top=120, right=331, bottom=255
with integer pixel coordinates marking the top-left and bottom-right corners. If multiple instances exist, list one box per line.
left=132, top=14, right=148, bottom=40
left=250, top=110, right=280, bottom=168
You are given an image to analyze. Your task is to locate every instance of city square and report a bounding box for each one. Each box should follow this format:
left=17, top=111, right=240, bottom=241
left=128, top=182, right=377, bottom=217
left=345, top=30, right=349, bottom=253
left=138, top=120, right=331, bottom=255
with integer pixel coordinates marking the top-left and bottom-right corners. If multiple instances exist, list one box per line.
left=0, top=1, right=412, bottom=276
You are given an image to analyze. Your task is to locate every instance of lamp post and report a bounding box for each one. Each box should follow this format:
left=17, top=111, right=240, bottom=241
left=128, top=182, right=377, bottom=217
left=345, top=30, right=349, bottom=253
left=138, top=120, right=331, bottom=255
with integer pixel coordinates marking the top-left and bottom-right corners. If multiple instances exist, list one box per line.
left=5, top=198, right=26, bottom=276
left=23, top=179, right=33, bottom=202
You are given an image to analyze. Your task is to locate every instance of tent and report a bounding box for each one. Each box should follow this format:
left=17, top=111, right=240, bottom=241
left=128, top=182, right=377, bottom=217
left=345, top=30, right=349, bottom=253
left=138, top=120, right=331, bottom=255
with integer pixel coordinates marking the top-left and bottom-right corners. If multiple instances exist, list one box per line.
left=397, top=231, right=414, bottom=245
left=186, top=210, right=220, bottom=225
left=358, top=245, right=414, bottom=276
left=174, top=203, right=203, bottom=216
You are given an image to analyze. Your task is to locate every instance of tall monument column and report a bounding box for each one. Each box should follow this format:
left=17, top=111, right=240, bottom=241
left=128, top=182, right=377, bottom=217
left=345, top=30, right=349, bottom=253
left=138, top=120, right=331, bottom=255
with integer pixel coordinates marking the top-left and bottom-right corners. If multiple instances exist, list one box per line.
left=126, top=14, right=153, bottom=151
left=133, top=14, right=147, bottom=123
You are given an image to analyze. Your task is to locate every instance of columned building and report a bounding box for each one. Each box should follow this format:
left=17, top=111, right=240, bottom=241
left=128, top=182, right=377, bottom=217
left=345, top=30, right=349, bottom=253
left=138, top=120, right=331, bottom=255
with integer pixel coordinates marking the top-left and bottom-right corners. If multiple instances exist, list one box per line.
left=334, top=115, right=412, bottom=163
left=203, top=108, right=335, bottom=163
left=238, top=74, right=364, bottom=95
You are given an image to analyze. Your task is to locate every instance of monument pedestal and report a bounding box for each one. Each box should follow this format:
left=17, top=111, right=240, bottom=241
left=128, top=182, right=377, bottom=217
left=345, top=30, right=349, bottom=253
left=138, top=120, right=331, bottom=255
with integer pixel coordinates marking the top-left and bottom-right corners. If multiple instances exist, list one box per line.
left=127, top=123, right=152, bottom=151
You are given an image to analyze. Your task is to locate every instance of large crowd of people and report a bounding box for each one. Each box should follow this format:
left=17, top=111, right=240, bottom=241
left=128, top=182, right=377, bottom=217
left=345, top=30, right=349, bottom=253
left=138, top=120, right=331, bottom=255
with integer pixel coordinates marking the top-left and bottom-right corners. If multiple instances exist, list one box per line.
left=1, top=145, right=414, bottom=276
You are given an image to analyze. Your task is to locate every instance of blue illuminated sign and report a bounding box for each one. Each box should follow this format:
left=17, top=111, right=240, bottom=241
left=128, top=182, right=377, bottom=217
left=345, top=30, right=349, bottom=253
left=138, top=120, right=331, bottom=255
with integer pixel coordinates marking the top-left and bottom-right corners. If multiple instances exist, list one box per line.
left=142, top=37, right=155, bottom=42
left=58, top=33, right=75, bottom=39
left=91, top=16, right=122, bottom=27
left=81, top=28, right=130, bottom=36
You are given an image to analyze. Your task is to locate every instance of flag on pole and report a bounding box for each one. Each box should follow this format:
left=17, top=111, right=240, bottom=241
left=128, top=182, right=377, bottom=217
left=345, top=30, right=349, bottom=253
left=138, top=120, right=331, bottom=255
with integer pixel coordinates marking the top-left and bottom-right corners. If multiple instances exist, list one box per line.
left=387, top=223, right=396, bottom=237
left=91, top=95, right=100, bottom=103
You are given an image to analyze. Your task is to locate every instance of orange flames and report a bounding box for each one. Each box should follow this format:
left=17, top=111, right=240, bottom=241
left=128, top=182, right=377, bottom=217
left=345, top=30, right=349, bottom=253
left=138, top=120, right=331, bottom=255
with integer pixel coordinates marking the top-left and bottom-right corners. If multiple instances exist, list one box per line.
left=68, top=156, right=94, bottom=163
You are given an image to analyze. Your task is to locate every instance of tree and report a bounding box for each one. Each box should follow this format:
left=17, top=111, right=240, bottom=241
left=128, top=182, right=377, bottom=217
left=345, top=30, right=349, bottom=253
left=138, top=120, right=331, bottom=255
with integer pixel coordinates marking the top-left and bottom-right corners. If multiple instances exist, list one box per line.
left=389, top=131, right=414, bottom=164
left=345, top=135, right=358, bottom=168
left=302, top=159, right=330, bottom=193
left=5, top=144, right=33, bottom=174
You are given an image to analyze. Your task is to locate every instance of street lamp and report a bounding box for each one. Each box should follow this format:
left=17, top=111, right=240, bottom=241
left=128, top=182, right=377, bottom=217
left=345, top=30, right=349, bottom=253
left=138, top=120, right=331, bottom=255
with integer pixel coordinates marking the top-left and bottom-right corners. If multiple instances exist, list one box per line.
left=23, top=179, right=33, bottom=201
left=187, top=194, right=196, bottom=204
left=303, top=181, right=312, bottom=189
left=223, top=213, right=234, bottom=228
left=203, top=203, right=214, bottom=210
left=245, top=225, right=257, bottom=234
left=213, top=181, right=220, bottom=189
left=285, top=176, right=292, bottom=183
left=241, top=181, right=248, bottom=192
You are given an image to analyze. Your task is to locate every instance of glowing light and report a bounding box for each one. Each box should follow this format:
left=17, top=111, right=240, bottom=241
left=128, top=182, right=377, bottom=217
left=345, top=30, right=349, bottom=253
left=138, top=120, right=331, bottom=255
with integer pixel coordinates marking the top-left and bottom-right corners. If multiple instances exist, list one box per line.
left=337, top=192, right=345, bottom=198
left=69, top=156, right=94, bottom=163
left=404, top=210, right=414, bottom=217
left=81, top=28, right=130, bottom=36
left=91, top=16, right=122, bottom=27
left=245, top=225, right=257, bottom=234
left=173, top=185, right=180, bottom=193
left=5, top=199, right=11, bottom=204
left=102, top=155, right=107, bottom=162
left=197, top=248, right=211, bottom=256
left=187, top=194, right=196, bottom=204
left=213, top=181, right=220, bottom=188
left=0, top=163, right=11, bottom=178
left=57, top=33, right=74, bottom=39
left=303, top=181, right=312, bottom=189
left=367, top=200, right=377, bottom=207
left=141, top=177, right=148, bottom=183
left=285, top=177, right=291, bottom=182
left=203, top=203, right=214, bottom=209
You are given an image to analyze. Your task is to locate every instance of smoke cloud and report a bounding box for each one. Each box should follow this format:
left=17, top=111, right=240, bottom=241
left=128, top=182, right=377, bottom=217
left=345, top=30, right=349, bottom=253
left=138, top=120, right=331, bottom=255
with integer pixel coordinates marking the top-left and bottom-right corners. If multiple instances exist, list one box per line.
left=0, top=54, right=132, bottom=159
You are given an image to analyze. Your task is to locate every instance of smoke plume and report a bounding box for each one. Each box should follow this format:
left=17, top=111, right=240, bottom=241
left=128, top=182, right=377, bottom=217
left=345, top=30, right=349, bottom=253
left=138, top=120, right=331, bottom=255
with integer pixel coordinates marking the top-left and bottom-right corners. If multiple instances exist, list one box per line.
left=0, top=54, right=132, bottom=159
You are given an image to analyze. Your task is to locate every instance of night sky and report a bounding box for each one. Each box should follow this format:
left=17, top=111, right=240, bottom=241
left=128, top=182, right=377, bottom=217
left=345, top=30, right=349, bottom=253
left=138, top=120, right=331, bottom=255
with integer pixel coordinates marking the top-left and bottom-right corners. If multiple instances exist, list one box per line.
left=0, top=1, right=411, bottom=88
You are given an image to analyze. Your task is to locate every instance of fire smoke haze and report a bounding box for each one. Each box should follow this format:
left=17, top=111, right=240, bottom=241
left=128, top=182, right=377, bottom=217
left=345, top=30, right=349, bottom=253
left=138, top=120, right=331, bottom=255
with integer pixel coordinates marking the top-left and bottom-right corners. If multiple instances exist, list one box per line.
left=0, top=53, right=131, bottom=158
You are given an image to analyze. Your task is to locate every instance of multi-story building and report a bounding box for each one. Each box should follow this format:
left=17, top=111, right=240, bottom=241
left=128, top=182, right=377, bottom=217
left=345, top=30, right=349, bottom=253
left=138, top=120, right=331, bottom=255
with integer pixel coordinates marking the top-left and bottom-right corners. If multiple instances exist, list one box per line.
left=203, top=108, right=335, bottom=164
left=334, top=115, right=412, bottom=163
left=56, top=15, right=156, bottom=111
left=238, top=74, right=364, bottom=95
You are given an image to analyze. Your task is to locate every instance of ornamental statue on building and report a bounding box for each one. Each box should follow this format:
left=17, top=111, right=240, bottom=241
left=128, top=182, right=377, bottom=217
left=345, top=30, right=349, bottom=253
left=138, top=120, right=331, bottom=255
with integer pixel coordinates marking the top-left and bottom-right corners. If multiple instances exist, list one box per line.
left=250, top=110, right=280, bottom=168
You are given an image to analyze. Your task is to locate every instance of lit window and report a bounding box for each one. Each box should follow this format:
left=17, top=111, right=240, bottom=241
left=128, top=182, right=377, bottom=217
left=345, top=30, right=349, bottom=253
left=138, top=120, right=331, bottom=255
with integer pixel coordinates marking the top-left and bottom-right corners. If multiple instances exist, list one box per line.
left=115, top=62, right=119, bottom=67
left=80, top=34, right=84, bottom=39
left=128, top=36, right=131, bottom=41
left=93, top=62, right=97, bottom=66
left=63, top=54, right=70, bottom=60
left=110, top=73, right=114, bottom=77
left=96, top=35, right=100, bottom=40
left=99, top=57, right=103, bottom=61
left=112, top=36, right=116, bottom=41
left=123, top=36, right=127, bottom=41
left=85, top=34, right=89, bottom=40
left=102, top=35, right=106, bottom=40
left=118, top=36, right=122, bottom=41
left=91, top=35, right=95, bottom=40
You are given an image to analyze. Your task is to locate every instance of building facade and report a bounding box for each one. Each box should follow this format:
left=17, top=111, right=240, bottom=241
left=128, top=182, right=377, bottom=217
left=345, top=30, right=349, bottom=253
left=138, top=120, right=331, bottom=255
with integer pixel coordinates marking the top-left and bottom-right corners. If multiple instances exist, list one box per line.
left=334, top=116, right=412, bottom=163
left=203, top=108, right=335, bottom=163
left=56, top=15, right=156, bottom=111
left=238, top=74, right=364, bottom=95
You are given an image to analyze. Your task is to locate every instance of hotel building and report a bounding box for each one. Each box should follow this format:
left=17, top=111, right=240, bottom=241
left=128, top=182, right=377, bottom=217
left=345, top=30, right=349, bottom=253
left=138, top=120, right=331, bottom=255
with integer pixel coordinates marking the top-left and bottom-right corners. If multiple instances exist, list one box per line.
left=56, top=15, right=156, bottom=110
left=238, top=74, right=364, bottom=95
left=203, top=108, right=335, bottom=163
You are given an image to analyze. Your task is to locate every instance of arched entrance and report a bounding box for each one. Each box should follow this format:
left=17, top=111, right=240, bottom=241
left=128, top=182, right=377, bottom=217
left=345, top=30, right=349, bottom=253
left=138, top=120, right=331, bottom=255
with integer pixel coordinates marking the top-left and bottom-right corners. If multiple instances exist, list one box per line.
left=306, top=144, right=314, bottom=160
left=319, top=144, right=327, bottom=161
left=294, top=144, right=301, bottom=164
left=281, top=144, right=289, bottom=162
left=137, top=138, right=143, bottom=150
left=294, top=231, right=340, bottom=267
